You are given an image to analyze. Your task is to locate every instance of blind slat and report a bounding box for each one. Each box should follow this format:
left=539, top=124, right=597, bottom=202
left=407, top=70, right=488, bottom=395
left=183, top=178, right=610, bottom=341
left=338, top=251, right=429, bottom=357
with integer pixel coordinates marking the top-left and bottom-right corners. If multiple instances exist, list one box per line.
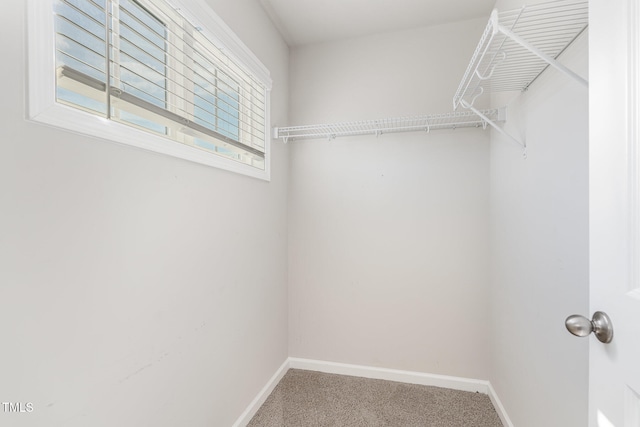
left=107, top=25, right=266, bottom=117
left=55, top=0, right=268, bottom=168
left=111, top=67, right=265, bottom=138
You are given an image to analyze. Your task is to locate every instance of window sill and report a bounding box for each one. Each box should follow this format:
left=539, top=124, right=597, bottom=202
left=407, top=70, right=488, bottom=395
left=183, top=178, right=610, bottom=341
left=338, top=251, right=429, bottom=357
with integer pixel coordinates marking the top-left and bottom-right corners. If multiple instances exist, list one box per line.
left=29, top=101, right=271, bottom=181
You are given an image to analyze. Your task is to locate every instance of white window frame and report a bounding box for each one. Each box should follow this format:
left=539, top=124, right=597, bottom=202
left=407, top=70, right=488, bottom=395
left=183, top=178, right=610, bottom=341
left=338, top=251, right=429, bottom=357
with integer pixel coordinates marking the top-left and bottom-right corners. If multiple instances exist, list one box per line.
left=27, top=0, right=273, bottom=181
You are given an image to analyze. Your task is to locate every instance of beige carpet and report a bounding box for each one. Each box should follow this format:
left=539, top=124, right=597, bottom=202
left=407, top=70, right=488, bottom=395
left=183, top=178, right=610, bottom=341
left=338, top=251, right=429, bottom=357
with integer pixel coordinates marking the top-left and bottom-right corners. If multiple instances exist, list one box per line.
left=248, top=369, right=503, bottom=426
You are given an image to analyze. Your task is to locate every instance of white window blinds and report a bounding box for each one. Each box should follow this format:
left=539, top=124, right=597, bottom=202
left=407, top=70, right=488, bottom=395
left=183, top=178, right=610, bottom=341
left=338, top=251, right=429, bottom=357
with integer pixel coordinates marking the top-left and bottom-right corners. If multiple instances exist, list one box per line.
left=54, top=0, right=268, bottom=170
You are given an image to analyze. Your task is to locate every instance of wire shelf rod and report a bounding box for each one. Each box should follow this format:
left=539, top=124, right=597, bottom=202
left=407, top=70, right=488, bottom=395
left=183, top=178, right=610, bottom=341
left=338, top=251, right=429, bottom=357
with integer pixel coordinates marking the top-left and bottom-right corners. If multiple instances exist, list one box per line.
left=273, top=109, right=501, bottom=142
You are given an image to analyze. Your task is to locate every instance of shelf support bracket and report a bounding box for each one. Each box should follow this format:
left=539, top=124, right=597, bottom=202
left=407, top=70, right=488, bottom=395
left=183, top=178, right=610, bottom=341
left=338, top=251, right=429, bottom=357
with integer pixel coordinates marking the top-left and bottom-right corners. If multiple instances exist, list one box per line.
left=497, top=24, right=588, bottom=88
left=461, top=102, right=524, bottom=150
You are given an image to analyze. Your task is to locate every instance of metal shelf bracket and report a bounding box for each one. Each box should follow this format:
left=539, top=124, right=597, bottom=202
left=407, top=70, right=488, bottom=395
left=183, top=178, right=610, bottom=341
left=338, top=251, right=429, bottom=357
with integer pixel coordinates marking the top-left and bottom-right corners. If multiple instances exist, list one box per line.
left=453, top=0, right=588, bottom=157
left=461, top=102, right=523, bottom=152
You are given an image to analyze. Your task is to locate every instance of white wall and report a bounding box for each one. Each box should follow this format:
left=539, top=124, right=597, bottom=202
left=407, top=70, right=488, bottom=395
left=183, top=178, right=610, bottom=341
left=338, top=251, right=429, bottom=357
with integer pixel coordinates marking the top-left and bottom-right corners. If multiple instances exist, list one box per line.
left=287, top=19, right=493, bottom=380
left=487, top=3, right=590, bottom=424
left=0, top=1, right=289, bottom=426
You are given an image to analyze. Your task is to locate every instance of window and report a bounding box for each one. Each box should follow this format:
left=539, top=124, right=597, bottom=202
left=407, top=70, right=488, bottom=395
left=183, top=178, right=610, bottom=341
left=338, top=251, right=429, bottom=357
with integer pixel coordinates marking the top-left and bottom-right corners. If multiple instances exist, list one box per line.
left=29, top=0, right=272, bottom=180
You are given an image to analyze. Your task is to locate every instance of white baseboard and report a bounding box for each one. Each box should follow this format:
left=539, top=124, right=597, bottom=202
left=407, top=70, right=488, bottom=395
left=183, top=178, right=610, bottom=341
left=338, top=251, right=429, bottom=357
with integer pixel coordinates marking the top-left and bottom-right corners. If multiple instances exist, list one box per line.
left=231, top=358, right=289, bottom=427
left=289, top=357, right=489, bottom=393
left=487, top=382, right=515, bottom=427
left=234, top=357, right=513, bottom=427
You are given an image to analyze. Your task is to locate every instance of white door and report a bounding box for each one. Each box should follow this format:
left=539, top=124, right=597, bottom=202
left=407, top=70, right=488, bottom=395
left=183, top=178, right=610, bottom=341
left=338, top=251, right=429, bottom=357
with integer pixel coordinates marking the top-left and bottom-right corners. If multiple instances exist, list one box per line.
left=589, top=0, right=640, bottom=426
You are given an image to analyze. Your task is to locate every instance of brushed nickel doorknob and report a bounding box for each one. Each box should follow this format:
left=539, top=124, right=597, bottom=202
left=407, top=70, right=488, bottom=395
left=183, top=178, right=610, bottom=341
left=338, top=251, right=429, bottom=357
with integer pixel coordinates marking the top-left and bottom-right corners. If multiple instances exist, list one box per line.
left=565, top=311, right=613, bottom=344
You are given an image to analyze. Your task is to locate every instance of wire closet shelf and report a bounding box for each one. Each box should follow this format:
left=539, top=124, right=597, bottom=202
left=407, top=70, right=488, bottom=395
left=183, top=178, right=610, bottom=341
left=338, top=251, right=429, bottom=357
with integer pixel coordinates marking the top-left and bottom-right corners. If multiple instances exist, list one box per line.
left=453, top=0, right=588, bottom=149
left=273, top=0, right=587, bottom=147
left=273, top=109, right=502, bottom=142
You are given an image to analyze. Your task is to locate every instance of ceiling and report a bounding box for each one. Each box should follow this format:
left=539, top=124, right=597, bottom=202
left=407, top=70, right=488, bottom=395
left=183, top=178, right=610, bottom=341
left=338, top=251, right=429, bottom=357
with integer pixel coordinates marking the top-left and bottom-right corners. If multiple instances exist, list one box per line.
left=259, top=0, right=496, bottom=47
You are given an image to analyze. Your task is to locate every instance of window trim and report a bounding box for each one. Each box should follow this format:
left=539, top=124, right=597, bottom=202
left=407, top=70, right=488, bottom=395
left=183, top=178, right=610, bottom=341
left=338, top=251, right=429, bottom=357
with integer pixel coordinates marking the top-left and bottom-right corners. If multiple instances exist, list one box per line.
left=27, top=0, right=273, bottom=181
